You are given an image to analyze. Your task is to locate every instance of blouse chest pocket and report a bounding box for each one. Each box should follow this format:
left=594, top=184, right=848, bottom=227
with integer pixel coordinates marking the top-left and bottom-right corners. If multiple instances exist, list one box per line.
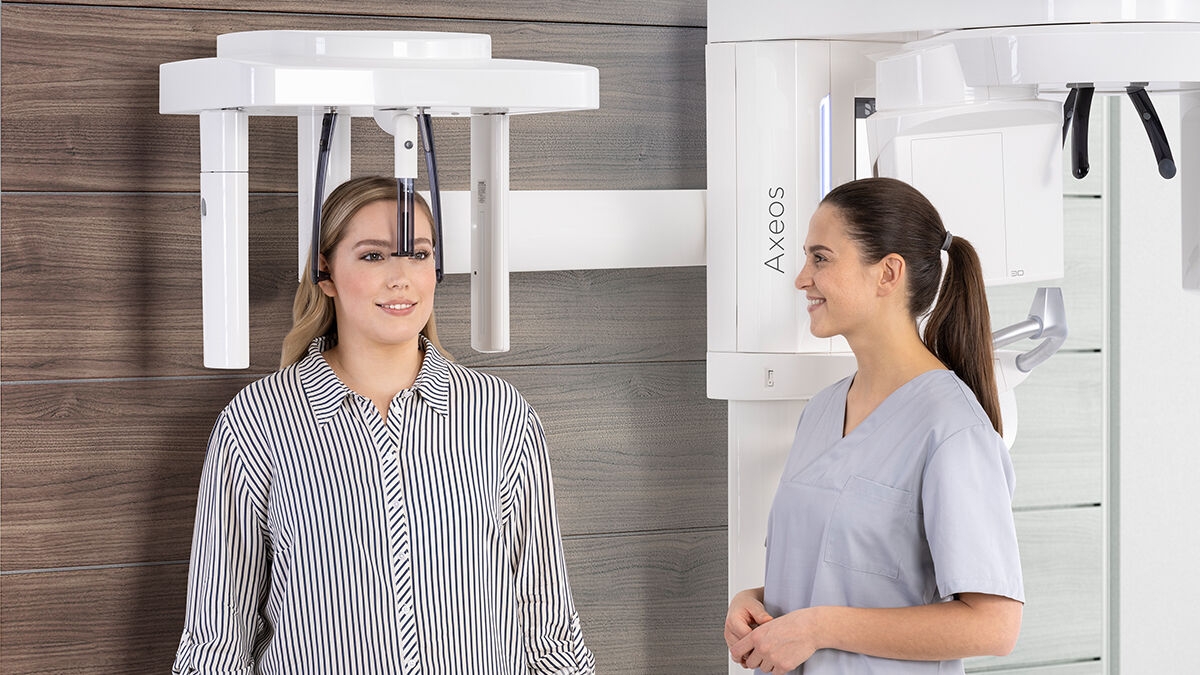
left=823, top=475, right=920, bottom=580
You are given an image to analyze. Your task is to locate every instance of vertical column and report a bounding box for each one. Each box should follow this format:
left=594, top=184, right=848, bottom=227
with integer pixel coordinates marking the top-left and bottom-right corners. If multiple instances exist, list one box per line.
left=470, top=114, right=511, bottom=353
left=1181, top=90, right=1199, bottom=290
left=199, top=109, right=248, bottom=369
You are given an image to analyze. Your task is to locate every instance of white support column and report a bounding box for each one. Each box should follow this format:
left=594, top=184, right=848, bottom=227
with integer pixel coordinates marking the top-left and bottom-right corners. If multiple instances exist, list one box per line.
left=1182, top=90, right=1200, bottom=290
left=470, top=114, right=511, bottom=353
left=199, top=109, right=249, bottom=369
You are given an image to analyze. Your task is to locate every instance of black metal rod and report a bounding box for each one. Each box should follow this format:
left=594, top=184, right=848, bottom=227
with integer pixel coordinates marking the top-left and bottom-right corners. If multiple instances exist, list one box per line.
left=1061, top=87, right=1079, bottom=146
left=310, top=111, right=338, bottom=284
left=394, top=178, right=416, bottom=258
left=1070, top=86, right=1095, bottom=180
left=1127, top=85, right=1177, bottom=179
left=418, top=112, right=445, bottom=283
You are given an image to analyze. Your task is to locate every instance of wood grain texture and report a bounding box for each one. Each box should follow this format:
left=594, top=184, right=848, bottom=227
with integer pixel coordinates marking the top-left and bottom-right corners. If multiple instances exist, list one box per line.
left=565, top=530, right=726, bottom=672
left=22, top=0, right=707, bottom=28
left=1, top=361, right=722, bottom=571
left=0, top=377, right=255, bottom=571
left=490, top=362, right=725, bottom=536
left=1007, top=352, right=1106, bottom=510
left=968, top=507, right=1105, bottom=670
left=0, top=564, right=190, bottom=675
left=0, top=193, right=706, bottom=380
left=0, top=528, right=723, bottom=674
left=0, top=4, right=706, bottom=193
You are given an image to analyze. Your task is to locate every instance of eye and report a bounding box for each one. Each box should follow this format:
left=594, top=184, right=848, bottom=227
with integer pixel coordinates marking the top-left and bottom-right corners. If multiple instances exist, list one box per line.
left=360, top=251, right=386, bottom=262
left=812, top=252, right=828, bottom=264
left=413, top=248, right=434, bottom=261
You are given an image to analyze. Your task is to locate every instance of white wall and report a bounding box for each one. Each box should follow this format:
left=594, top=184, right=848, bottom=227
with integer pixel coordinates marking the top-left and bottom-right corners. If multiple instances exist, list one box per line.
left=1115, top=94, right=1200, bottom=671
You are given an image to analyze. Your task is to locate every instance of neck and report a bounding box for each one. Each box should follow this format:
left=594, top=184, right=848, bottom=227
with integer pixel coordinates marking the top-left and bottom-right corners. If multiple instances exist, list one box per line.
left=844, top=316, right=945, bottom=399
left=323, top=334, right=425, bottom=407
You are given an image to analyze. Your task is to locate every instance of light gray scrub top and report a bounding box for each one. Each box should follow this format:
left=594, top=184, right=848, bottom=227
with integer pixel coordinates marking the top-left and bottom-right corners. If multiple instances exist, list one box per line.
left=762, top=370, right=1024, bottom=675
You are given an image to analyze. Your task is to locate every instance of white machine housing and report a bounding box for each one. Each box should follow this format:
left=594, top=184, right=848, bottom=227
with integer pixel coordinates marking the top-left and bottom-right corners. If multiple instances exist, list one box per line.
left=160, top=31, right=599, bottom=367
left=707, top=3, right=1200, bottom=665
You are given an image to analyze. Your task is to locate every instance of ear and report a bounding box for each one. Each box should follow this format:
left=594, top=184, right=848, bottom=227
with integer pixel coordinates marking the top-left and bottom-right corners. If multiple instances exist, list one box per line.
left=316, top=254, right=336, bottom=298
left=876, top=253, right=906, bottom=297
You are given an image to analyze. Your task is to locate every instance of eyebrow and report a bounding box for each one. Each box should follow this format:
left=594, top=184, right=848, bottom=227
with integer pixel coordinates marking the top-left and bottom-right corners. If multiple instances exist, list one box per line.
left=804, top=244, right=833, bottom=255
left=350, top=237, right=434, bottom=249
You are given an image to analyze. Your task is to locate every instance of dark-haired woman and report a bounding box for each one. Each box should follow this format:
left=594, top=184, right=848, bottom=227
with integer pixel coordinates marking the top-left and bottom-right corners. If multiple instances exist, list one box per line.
left=725, top=177, right=1023, bottom=674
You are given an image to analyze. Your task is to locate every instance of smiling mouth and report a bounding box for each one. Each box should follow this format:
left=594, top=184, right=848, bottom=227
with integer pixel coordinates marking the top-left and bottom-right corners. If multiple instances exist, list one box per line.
left=379, top=302, right=415, bottom=310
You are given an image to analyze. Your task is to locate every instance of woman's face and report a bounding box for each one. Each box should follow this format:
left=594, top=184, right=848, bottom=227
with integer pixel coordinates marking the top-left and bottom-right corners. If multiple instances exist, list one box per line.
left=794, top=204, right=883, bottom=340
left=319, top=199, right=437, bottom=352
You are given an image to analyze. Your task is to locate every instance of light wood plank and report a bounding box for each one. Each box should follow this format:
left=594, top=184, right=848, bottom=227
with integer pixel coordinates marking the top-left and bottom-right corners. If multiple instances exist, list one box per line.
left=0, top=194, right=706, bottom=380
left=1007, top=352, right=1106, bottom=509
left=0, top=5, right=706, bottom=193
left=968, top=507, right=1105, bottom=670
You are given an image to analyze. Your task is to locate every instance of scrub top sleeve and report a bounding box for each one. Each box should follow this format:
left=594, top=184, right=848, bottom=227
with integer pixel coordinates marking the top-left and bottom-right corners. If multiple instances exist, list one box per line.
left=922, top=424, right=1025, bottom=603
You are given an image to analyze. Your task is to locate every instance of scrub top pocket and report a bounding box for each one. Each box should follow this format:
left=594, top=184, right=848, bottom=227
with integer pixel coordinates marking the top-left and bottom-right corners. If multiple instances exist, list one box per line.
left=823, top=475, right=920, bottom=579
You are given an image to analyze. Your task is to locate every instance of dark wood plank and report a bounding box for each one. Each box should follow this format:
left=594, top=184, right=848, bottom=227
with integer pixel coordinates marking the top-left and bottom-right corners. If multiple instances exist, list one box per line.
left=0, top=5, right=706, bottom=193
left=0, top=378, right=254, bottom=572
left=566, top=529, right=727, bottom=672
left=1, top=362, right=722, bottom=570
left=19, top=0, right=707, bottom=28
left=0, top=193, right=298, bottom=379
left=0, top=528, right=724, bottom=674
left=491, top=362, right=725, bottom=536
left=0, top=564, right=190, bottom=675
left=0, top=193, right=706, bottom=380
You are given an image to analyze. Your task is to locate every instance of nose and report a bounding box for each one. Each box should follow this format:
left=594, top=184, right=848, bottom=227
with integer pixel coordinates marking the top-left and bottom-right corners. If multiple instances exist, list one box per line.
left=794, top=260, right=813, bottom=291
left=386, top=256, right=412, bottom=288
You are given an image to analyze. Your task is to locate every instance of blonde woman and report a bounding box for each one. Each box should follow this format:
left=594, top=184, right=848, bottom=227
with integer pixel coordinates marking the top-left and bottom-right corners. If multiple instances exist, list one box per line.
left=173, top=176, right=594, bottom=674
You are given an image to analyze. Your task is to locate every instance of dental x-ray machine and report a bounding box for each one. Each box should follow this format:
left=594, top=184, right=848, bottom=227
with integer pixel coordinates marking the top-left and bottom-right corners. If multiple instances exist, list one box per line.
left=707, top=2, right=1200, bottom=658
left=160, top=31, right=599, bottom=368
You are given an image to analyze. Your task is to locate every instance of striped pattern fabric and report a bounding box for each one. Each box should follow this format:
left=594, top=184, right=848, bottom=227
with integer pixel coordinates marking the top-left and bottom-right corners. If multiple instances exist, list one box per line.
left=172, top=337, right=594, bottom=674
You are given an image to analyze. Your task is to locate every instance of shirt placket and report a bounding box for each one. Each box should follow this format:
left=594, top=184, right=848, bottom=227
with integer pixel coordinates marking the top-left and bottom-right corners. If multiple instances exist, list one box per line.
left=365, top=392, right=422, bottom=674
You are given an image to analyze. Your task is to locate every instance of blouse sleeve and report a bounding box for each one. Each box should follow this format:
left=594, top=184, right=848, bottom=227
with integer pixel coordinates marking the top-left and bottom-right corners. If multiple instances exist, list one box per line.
left=172, top=411, right=271, bottom=675
left=922, top=423, right=1025, bottom=603
left=507, top=408, right=596, bottom=674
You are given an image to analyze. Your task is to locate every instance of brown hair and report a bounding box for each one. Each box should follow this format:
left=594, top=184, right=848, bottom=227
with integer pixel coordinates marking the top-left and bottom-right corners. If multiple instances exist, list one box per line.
left=279, top=176, right=447, bottom=369
left=821, top=177, right=1002, bottom=434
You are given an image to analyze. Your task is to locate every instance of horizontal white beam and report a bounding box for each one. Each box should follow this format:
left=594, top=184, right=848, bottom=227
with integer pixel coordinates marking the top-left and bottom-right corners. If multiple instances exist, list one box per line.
left=422, top=189, right=705, bottom=275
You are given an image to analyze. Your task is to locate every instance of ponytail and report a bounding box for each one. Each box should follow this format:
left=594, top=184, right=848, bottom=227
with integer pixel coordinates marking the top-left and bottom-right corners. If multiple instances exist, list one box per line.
left=821, top=177, right=1002, bottom=435
left=923, top=236, right=1003, bottom=435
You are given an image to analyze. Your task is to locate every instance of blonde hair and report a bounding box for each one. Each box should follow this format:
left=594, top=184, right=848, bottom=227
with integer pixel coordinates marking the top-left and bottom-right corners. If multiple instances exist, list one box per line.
left=279, top=176, right=448, bottom=369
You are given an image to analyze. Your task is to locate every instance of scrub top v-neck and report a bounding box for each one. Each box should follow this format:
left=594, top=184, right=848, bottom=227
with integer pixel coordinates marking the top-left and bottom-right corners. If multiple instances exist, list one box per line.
left=761, top=369, right=1024, bottom=674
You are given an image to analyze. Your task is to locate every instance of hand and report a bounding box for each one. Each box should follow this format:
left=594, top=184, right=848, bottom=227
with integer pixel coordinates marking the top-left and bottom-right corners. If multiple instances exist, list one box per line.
left=729, top=608, right=820, bottom=673
left=725, top=588, right=774, bottom=661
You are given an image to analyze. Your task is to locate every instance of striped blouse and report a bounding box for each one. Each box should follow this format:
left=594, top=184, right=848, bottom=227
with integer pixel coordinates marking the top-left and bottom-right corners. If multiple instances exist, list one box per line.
left=172, top=337, right=594, bottom=674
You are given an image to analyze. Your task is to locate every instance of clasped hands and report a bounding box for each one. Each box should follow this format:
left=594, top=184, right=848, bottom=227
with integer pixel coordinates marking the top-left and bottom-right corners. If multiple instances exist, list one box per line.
left=724, top=589, right=819, bottom=673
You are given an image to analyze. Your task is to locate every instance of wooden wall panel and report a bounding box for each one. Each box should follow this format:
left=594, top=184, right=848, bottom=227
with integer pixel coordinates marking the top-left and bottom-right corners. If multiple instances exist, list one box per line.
left=566, top=530, right=726, bottom=672
left=35, top=0, right=707, bottom=27
left=0, top=565, right=190, bottom=675
left=1, top=1, right=718, bottom=672
left=0, top=529, right=722, bottom=674
left=0, top=4, right=706, bottom=193
left=1, top=362, right=722, bottom=571
left=0, top=193, right=706, bottom=380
